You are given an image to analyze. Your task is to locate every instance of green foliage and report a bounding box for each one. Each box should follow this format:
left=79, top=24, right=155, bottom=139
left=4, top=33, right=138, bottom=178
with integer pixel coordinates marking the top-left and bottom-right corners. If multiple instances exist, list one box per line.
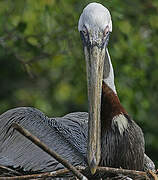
left=0, top=0, right=158, bottom=166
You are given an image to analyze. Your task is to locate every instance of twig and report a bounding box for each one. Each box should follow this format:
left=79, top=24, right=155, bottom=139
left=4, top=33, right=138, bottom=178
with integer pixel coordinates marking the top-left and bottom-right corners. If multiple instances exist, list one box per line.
left=0, top=32, right=53, bottom=79
left=11, top=123, right=87, bottom=180
left=0, top=165, right=155, bottom=180
left=147, top=170, right=158, bottom=180
left=0, top=167, right=86, bottom=180
left=0, top=165, right=22, bottom=176
left=95, top=166, right=150, bottom=180
left=0, top=168, right=70, bottom=180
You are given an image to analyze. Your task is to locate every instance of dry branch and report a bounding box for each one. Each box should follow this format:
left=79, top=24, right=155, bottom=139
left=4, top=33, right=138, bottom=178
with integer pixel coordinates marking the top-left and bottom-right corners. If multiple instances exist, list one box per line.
left=0, top=165, right=157, bottom=180
left=0, top=168, right=71, bottom=180
left=11, top=123, right=87, bottom=180
left=147, top=170, right=158, bottom=180
left=0, top=165, right=22, bottom=176
left=94, top=167, right=149, bottom=180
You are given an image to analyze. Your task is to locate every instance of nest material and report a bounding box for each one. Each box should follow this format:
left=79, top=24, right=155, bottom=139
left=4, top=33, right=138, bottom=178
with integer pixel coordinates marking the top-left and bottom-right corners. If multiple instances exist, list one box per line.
left=0, top=123, right=157, bottom=180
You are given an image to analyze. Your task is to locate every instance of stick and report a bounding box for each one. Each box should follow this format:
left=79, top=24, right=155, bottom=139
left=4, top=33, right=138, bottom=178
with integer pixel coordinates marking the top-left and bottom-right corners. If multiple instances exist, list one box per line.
left=0, top=165, right=22, bottom=176
left=0, top=168, right=70, bottom=180
left=11, top=123, right=87, bottom=180
left=95, top=167, right=150, bottom=180
left=147, top=170, right=158, bottom=180
left=0, top=165, right=157, bottom=180
left=0, top=167, right=85, bottom=180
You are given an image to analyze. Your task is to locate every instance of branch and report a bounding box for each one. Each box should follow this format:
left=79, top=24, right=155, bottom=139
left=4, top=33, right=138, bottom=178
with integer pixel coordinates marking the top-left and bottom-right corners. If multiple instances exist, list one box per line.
left=0, top=166, right=157, bottom=180
left=94, top=167, right=150, bottom=180
left=0, top=168, right=71, bottom=180
left=0, top=32, right=53, bottom=79
left=11, top=123, right=87, bottom=180
left=0, top=165, right=22, bottom=176
left=147, top=170, right=158, bottom=180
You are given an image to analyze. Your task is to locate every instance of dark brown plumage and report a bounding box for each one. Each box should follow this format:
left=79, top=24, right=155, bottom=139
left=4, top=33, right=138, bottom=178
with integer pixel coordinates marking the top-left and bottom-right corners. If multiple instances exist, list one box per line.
left=100, top=81, right=145, bottom=171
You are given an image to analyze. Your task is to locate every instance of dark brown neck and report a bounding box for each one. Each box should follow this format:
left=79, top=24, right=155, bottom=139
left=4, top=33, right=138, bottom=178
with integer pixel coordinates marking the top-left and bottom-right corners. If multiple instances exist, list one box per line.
left=101, top=81, right=128, bottom=130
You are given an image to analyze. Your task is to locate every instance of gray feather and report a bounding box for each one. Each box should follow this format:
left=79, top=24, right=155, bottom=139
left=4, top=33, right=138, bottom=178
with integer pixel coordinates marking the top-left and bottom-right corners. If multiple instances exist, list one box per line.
left=0, top=107, right=88, bottom=172
left=0, top=107, right=155, bottom=174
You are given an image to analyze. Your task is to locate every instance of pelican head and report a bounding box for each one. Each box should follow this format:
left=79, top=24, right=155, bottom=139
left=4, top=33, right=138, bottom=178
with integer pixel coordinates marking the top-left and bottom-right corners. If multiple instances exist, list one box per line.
left=78, top=2, right=112, bottom=174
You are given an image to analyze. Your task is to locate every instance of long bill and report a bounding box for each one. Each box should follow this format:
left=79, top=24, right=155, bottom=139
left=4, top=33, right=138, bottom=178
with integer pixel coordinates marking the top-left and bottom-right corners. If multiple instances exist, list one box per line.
left=84, top=45, right=106, bottom=174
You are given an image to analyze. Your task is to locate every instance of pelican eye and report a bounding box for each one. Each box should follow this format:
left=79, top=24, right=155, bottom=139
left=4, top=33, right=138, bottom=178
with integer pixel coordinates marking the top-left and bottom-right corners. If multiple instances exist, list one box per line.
left=102, top=25, right=110, bottom=48
left=82, top=26, right=88, bottom=38
left=80, top=26, right=89, bottom=46
left=82, top=29, right=87, bottom=35
left=103, top=25, right=109, bottom=37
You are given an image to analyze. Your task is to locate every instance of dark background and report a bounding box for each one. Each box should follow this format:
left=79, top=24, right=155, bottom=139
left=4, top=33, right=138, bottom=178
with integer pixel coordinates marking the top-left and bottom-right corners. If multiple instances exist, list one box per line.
left=0, top=0, right=157, bottom=166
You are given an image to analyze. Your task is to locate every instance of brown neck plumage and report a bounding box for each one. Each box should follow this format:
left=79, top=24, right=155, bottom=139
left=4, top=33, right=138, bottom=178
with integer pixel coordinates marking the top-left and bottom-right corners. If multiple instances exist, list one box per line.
left=101, top=81, right=128, bottom=130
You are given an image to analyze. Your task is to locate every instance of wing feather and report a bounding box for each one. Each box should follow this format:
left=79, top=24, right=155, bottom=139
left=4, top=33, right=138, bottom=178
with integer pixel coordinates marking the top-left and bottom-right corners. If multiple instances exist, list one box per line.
left=0, top=107, right=88, bottom=172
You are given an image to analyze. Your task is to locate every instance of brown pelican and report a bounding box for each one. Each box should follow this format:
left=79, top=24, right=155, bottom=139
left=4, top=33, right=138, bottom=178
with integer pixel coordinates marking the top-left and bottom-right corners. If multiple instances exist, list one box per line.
left=0, top=2, right=155, bottom=178
left=78, top=3, right=155, bottom=174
